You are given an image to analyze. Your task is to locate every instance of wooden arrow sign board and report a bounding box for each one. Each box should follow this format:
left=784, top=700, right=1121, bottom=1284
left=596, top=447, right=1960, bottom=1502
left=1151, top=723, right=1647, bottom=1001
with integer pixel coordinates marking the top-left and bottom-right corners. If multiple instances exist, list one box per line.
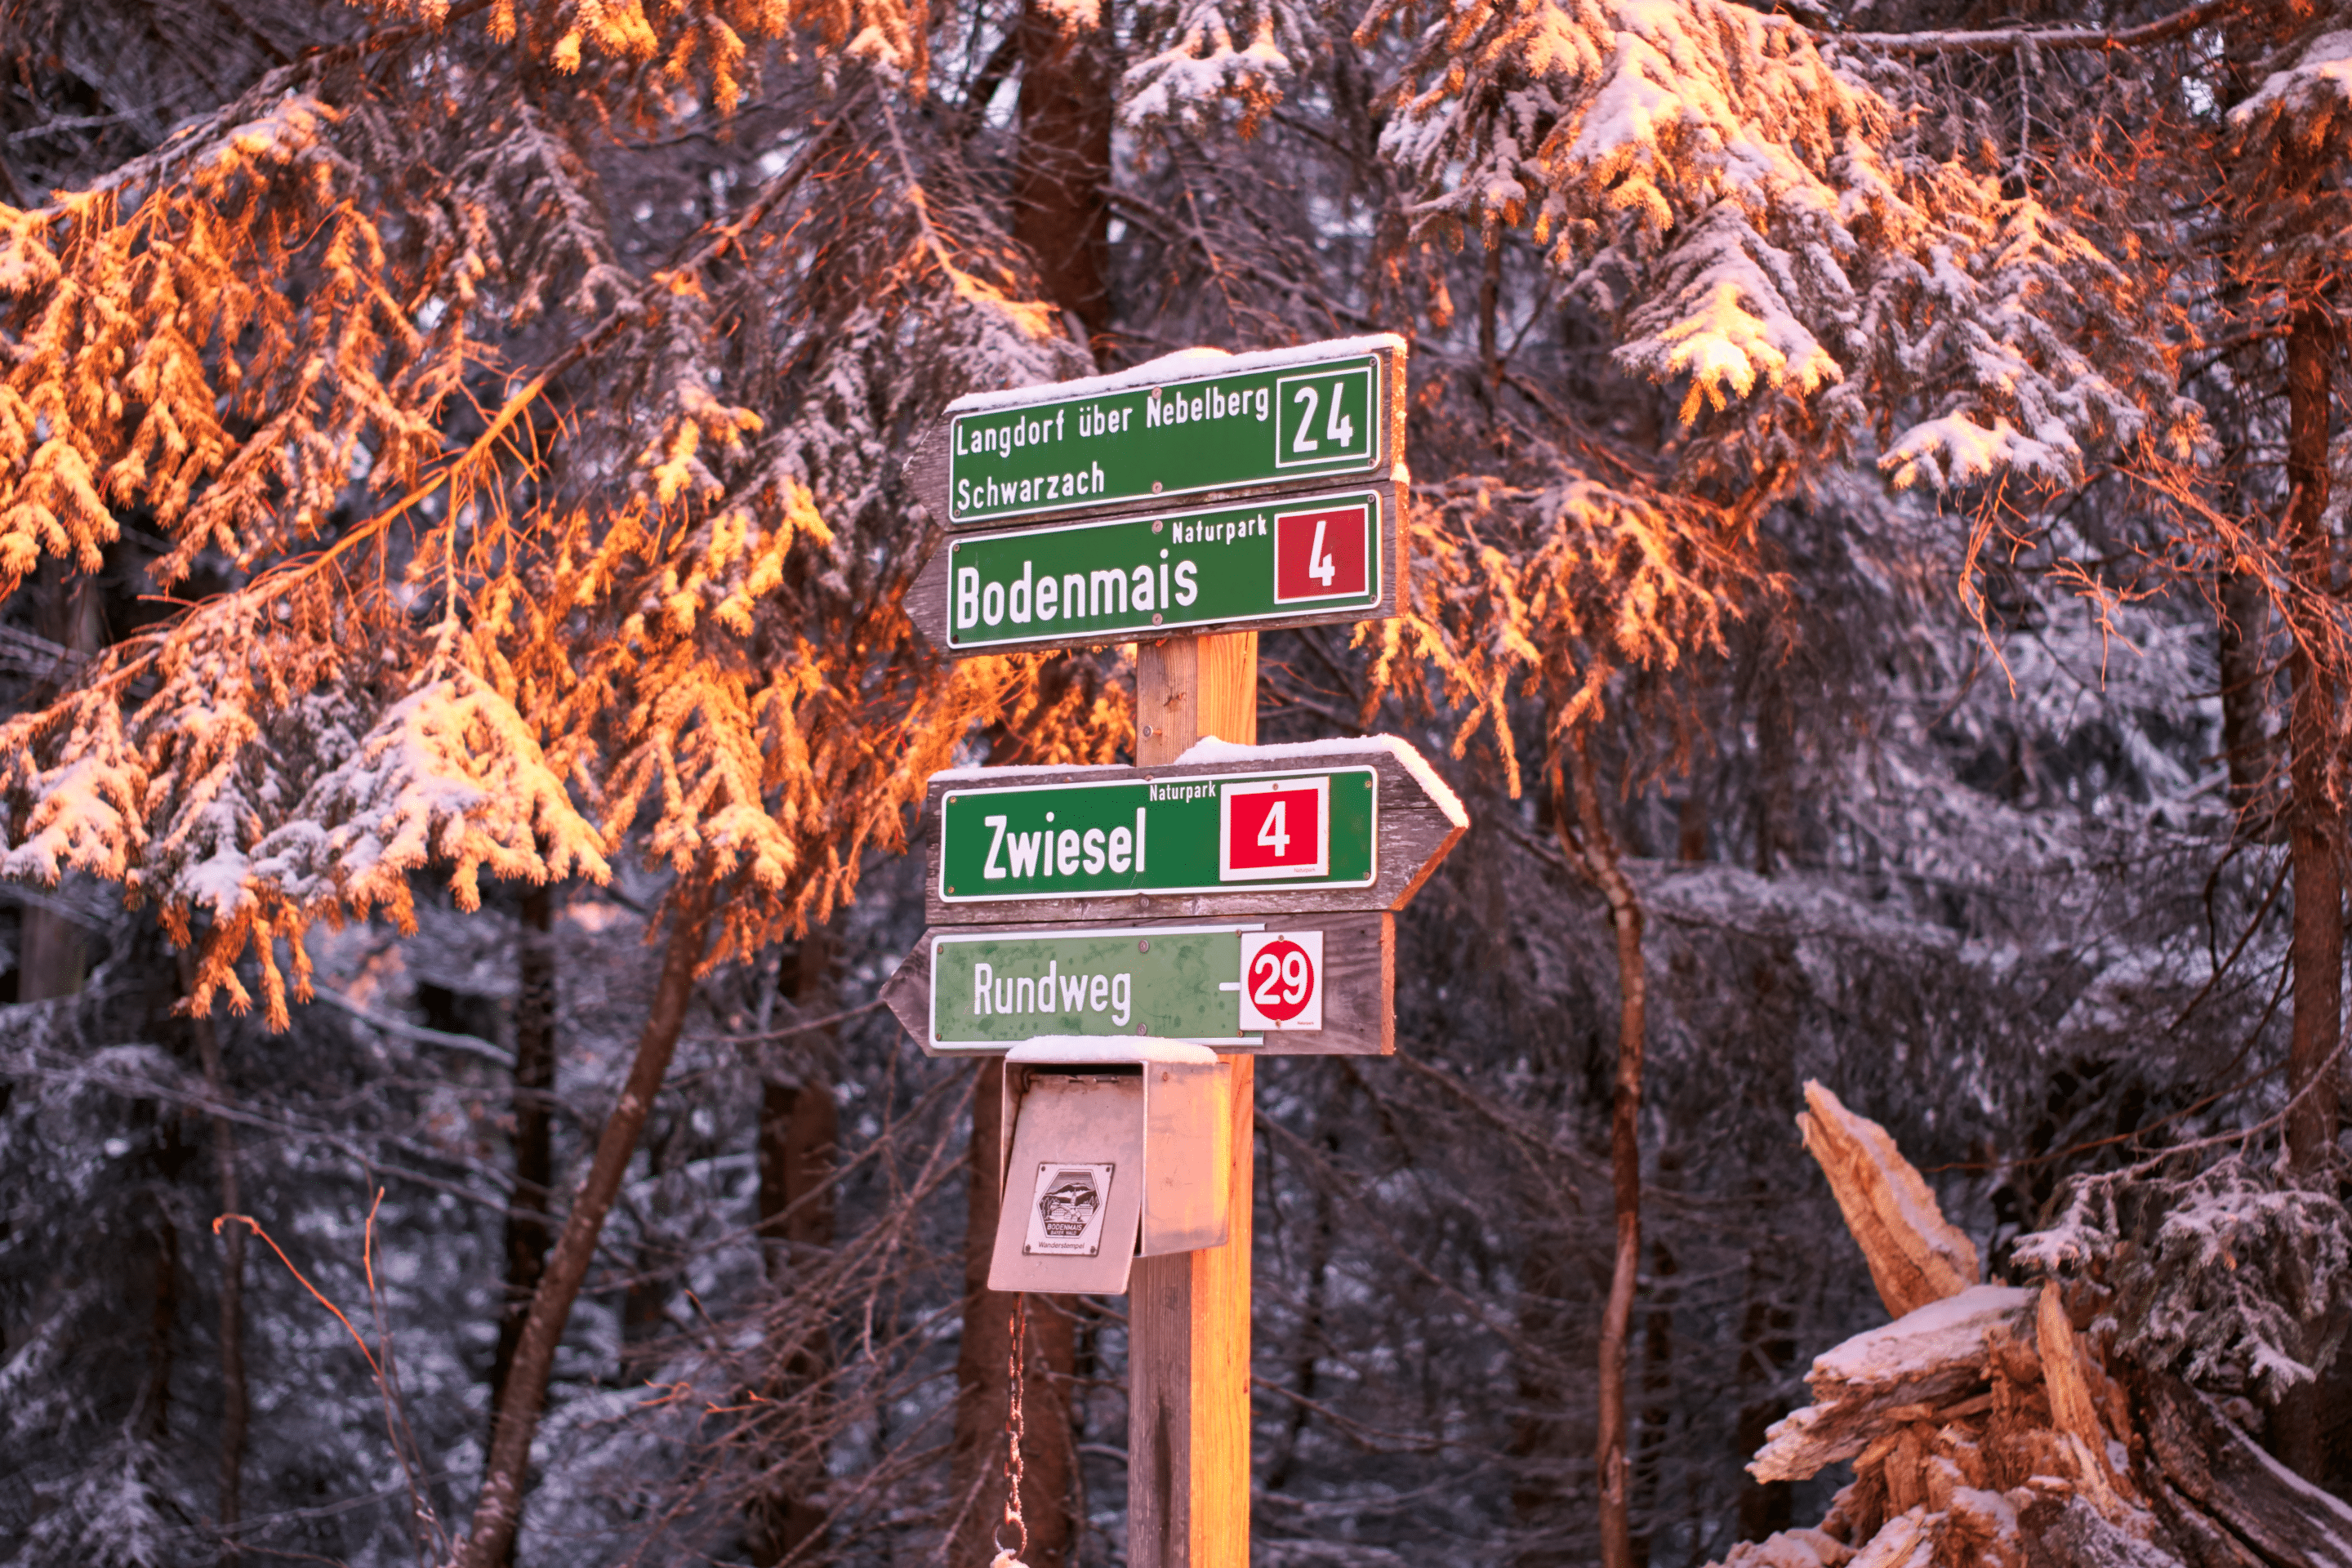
left=907, top=336, right=1407, bottom=531
left=920, top=737, right=1467, bottom=925
left=880, top=911, right=1394, bottom=1056
left=903, top=336, right=1410, bottom=658
left=880, top=737, right=1467, bottom=1057
left=908, top=486, right=1398, bottom=654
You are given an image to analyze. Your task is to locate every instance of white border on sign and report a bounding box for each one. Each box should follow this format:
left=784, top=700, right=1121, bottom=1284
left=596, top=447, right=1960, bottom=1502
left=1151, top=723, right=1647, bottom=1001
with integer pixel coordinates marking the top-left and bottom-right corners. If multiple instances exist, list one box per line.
left=1218, top=776, right=1332, bottom=882
left=1238, top=931, right=1325, bottom=1031
left=1269, top=501, right=1372, bottom=606
left=943, top=489, right=1384, bottom=652
left=938, top=766, right=1376, bottom=904
left=947, top=353, right=1385, bottom=523
left=928, top=923, right=1266, bottom=1051
left=1272, top=364, right=1378, bottom=471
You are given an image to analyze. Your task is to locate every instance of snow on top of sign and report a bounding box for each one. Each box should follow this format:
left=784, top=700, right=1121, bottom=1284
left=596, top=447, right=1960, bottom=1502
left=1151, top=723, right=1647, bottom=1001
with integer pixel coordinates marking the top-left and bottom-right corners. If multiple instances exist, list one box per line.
left=1172, top=734, right=1469, bottom=827
left=929, top=734, right=1470, bottom=828
left=947, top=335, right=1407, bottom=415
left=1009, top=1036, right=1220, bottom=1066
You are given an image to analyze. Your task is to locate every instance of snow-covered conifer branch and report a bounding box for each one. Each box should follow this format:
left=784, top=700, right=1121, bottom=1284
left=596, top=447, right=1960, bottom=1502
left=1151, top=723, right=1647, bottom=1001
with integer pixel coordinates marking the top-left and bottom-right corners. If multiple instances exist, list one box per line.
left=1829, top=0, right=2245, bottom=58
left=1356, top=0, right=2191, bottom=497
left=1120, top=0, right=1316, bottom=134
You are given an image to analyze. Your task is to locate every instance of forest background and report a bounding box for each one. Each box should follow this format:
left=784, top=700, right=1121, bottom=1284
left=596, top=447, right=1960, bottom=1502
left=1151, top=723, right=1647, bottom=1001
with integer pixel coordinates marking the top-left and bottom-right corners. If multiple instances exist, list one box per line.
left=2, top=0, right=2350, bottom=1565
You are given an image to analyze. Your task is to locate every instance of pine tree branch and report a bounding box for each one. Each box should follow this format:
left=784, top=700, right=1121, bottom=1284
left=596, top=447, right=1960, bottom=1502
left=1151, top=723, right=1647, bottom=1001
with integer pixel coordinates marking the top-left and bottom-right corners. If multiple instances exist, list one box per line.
left=1829, top=0, right=2243, bottom=56
left=2, top=1, right=497, bottom=218
left=684, top=998, right=883, bottom=1044
left=311, top=986, right=516, bottom=1068
left=57, top=76, right=875, bottom=715
left=1100, top=187, right=1388, bottom=333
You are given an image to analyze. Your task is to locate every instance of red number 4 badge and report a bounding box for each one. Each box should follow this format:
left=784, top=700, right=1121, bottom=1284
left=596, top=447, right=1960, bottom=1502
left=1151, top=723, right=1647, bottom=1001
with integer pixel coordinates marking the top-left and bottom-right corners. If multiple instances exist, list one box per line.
left=1273, top=502, right=1370, bottom=603
left=1220, top=776, right=1330, bottom=880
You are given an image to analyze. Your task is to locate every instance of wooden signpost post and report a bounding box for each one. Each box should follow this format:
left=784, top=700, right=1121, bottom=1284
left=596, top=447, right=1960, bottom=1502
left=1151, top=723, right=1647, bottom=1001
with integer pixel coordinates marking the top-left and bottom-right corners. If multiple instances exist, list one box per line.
left=889, top=335, right=1460, bottom=1568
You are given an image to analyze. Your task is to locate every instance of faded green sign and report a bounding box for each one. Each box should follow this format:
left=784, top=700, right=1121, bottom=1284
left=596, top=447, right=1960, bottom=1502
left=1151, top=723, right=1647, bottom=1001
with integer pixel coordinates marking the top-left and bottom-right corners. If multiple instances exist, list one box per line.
left=929, top=926, right=1252, bottom=1049
left=943, top=491, right=1381, bottom=650
left=938, top=768, right=1375, bottom=904
left=946, top=350, right=1383, bottom=526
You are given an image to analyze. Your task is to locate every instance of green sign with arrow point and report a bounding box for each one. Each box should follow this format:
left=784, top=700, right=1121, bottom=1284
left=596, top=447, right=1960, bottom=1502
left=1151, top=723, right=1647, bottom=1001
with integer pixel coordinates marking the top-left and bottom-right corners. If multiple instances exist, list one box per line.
left=938, top=766, right=1377, bottom=904
left=942, top=346, right=1387, bottom=526
left=936, top=491, right=1383, bottom=651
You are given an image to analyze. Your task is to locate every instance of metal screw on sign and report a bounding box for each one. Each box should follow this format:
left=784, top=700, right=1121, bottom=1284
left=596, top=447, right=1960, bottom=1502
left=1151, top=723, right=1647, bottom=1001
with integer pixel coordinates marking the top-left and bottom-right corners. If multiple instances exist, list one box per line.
left=991, top=1294, right=1031, bottom=1568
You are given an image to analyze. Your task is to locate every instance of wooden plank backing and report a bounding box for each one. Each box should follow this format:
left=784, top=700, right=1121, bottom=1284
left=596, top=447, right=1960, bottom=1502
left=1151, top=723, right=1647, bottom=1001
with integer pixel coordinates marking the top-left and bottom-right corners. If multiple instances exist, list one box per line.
left=903, top=475, right=1405, bottom=659
left=880, top=909, right=1396, bottom=1058
left=918, top=742, right=1465, bottom=925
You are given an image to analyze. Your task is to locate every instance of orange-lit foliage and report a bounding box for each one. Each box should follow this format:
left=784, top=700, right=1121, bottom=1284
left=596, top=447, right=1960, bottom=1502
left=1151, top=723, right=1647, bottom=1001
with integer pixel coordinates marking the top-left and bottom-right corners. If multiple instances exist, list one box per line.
left=0, top=30, right=1120, bottom=1027
left=1376, top=471, right=1774, bottom=799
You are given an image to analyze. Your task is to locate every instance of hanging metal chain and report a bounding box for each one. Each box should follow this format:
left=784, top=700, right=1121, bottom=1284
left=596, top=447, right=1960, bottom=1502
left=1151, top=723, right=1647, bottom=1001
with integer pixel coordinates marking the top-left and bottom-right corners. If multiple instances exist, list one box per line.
left=991, top=1293, right=1031, bottom=1568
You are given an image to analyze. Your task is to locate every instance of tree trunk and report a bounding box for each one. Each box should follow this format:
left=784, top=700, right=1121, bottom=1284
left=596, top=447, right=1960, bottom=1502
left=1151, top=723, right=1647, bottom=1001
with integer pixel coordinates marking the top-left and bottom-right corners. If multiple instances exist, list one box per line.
left=745, top=925, right=843, bottom=1566
left=2275, top=300, right=2340, bottom=1483
left=2218, top=568, right=2274, bottom=830
left=491, top=887, right=558, bottom=1417
left=454, top=874, right=718, bottom=1568
left=1753, top=668, right=1793, bottom=876
left=950, top=1058, right=1077, bottom=1568
left=1011, top=0, right=1111, bottom=350
left=19, top=571, right=104, bottom=1001
left=1633, top=1154, right=1680, bottom=1568
left=1478, top=237, right=1505, bottom=415
left=1558, top=728, right=1646, bottom=1568
left=1508, top=1178, right=1580, bottom=1568
left=143, top=1196, right=177, bottom=1443
left=1264, top=1148, right=1335, bottom=1494
left=2282, top=299, right=2341, bottom=1183
left=183, top=950, right=247, bottom=1564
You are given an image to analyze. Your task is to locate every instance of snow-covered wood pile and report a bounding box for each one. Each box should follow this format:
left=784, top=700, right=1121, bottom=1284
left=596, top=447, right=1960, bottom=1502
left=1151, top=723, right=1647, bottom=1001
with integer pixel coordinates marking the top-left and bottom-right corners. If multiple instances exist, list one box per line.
left=1712, top=1085, right=2352, bottom=1568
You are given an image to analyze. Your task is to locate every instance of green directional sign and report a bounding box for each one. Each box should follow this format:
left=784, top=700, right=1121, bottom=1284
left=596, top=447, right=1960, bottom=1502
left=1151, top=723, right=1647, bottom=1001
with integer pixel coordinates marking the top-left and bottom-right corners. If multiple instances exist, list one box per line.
left=940, top=491, right=1381, bottom=651
left=939, top=342, right=1391, bottom=527
left=939, top=767, right=1375, bottom=904
left=930, top=925, right=1254, bottom=1048
left=887, top=911, right=1396, bottom=1054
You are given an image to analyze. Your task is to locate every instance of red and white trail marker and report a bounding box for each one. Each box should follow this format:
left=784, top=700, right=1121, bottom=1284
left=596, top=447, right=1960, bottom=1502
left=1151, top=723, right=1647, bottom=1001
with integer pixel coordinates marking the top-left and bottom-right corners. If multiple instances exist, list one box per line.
left=1238, top=931, right=1323, bottom=1031
left=1219, top=774, right=1330, bottom=880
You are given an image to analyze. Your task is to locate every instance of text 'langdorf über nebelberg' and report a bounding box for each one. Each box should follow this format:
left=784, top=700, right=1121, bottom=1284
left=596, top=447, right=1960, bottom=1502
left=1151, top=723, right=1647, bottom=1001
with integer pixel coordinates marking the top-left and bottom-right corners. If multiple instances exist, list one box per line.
left=951, top=383, right=1275, bottom=513
left=954, top=515, right=1275, bottom=630
left=972, top=961, right=1135, bottom=1027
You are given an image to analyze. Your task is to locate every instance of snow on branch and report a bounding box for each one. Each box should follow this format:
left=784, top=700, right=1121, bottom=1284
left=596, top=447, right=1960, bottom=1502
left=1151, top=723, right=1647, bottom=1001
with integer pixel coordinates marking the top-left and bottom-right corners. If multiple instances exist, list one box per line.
left=0, top=92, right=437, bottom=600
left=1121, top=0, right=1314, bottom=132
left=2226, top=29, right=2352, bottom=154
left=1360, top=0, right=2190, bottom=497
left=249, top=637, right=610, bottom=928
left=1829, top=0, right=2243, bottom=58
left=0, top=589, right=621, bottom=1026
